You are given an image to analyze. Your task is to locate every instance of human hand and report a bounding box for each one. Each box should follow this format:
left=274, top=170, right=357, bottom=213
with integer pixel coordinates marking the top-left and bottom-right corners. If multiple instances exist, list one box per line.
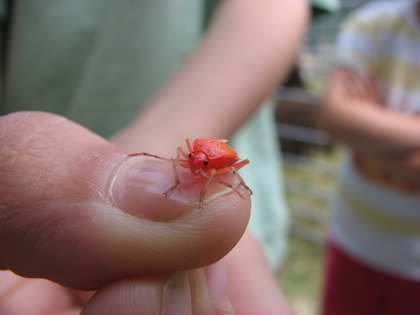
left=335, top=67, right=420, bottom=187
left=342, top=68, right=381, bottom=105
left=322, top=66, right=420, bottom=164
left=324, top=67, right=381, bottom=108
left=0, top=233, right=294, bottom=315
left=0, top=111, right=250, bottom=314
left=353, top=149, right=420, bottom=191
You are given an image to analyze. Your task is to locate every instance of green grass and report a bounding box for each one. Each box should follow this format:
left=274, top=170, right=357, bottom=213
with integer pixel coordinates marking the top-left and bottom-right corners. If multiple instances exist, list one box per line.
left=278, top=237, right=325, bottom=315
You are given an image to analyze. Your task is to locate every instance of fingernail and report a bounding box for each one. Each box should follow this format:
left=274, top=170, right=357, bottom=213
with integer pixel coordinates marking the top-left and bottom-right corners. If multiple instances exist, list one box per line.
left=109, top=157, right=197, bottom=221
left=160, top=271, right=192, bottom=315
left=188, top=266, right=233, bottom=315
left=109, top=156, right=238, bottom=221
left=205, top=261, right=234, bottom=314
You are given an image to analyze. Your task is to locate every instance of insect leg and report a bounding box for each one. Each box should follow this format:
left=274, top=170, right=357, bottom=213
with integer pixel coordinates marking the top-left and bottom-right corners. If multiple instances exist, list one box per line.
left=212, top=175, right=245, bottom=198
left=231, top=168, right=253, bottom=196
left=214, top=159, right=252, bottom=196
left=212, top=163, right=252, bottom=196
left=199, top=170, right=245, bottom=207
left=128, top=152, right=184, bottom=197
left=163, top=159, right=181, bottom=197
left=212, top=159, right=250, bottom=176
left=198, top=170, right=216, bottom=208
left=230, top=159, right=250, bottom=170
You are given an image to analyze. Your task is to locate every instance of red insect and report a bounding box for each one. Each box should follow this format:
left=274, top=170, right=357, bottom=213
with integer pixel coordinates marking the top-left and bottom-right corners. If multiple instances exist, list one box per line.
left=128, top=138, right=252, bottom=208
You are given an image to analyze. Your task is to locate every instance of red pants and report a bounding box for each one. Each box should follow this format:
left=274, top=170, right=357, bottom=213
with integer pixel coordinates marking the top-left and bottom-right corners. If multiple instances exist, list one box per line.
left=321, top=241, right=420, bottom=315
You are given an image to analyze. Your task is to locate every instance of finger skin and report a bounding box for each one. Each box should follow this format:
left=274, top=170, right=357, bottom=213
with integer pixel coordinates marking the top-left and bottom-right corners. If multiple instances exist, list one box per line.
left=226, top=233, right=295, bottom=315
left=0, top=270, right=82, bottom=315
left=83, top=234, right=295, bottom=315
left=81, top=277, right=167, bottom=315
left=0, top=111, right=250, bottom=290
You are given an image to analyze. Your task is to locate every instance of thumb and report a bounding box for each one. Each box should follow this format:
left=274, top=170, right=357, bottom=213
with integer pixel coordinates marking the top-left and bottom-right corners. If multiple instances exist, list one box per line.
left=0, top=111, right=250, bottom=290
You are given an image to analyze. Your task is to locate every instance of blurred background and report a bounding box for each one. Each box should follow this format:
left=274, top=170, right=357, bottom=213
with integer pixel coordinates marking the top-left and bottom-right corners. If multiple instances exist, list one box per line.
left=275, top=1, right=369, bottom=314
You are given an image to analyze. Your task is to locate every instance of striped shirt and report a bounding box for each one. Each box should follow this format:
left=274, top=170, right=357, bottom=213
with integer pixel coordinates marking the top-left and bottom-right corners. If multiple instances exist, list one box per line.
left=330, top=0, right=420, bottom=279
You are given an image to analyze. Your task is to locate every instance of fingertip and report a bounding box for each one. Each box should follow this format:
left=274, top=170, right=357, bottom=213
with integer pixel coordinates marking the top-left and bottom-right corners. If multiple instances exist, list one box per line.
left=81, top=276, right=167, bottom=315
left=91, top=180, right=251, bottom=284
left=0, top=112, right=251, bottom=290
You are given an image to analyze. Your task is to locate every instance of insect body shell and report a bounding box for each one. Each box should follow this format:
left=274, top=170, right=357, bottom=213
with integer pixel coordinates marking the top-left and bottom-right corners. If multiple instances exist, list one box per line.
left=189, top=139, right=240, bottom=174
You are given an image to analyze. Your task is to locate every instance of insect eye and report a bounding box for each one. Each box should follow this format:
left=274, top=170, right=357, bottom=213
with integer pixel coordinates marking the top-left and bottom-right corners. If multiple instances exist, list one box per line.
left=204, top=160, right=209, bottom=166
left=188, top=153, right=192, bottom=158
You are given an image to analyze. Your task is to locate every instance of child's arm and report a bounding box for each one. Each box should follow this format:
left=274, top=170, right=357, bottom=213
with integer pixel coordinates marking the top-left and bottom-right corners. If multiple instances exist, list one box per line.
left=110, top=0, right=309, bottom=155
left=320, top=66, right=420, bottom=174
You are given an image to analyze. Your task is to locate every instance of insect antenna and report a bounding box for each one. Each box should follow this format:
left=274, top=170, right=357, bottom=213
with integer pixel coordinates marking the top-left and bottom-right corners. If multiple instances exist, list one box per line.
left=127, top=152, right=171, bottom=162
left=177, top=146, right=189, bottom=160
